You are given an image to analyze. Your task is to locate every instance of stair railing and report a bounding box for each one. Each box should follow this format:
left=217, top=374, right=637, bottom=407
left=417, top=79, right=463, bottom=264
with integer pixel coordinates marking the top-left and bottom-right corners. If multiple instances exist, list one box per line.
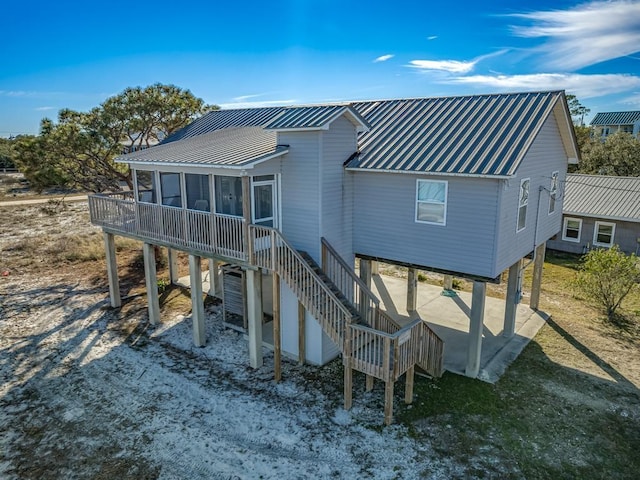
left=321, top=238, right=403, bottom=332
left=249, top=225, right=355, bottom=350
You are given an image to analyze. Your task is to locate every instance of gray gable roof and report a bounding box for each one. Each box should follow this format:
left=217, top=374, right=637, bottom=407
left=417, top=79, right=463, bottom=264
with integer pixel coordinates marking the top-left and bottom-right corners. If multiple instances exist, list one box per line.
left=346, top=91, right=566, bottom=176
left=590, top=111, right=640, bottom=126
left=120, top=91, right=573, bottom=176
left=118, top=127, right=288, bottom=167
left=564, top=174, right=640, bottom=223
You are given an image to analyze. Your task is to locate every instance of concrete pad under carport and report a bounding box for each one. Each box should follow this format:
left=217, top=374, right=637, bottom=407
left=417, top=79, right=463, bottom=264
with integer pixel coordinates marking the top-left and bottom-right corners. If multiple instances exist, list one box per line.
left=370, top=273, right=548, bottom=383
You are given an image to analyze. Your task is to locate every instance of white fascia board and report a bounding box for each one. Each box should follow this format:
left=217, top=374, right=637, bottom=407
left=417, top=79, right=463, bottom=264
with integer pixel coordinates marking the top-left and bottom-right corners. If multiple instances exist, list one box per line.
left=117, top=148, right=289, bottom=169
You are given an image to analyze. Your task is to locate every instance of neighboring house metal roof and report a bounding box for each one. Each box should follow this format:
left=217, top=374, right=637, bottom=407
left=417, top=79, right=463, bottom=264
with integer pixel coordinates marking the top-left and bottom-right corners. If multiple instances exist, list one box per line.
left=563, top=174, right=640, bottom=223
left=346, top=91, right=565, bottom=176
left=590, top=111, right=640, bottom=126
left=117, top=127, right=288, bottom=168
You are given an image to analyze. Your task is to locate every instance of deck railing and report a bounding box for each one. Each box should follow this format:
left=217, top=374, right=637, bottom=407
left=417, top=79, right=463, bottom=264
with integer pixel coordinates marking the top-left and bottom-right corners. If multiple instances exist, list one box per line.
left=349, top=318, right=424, bottom=382
left=89, top=193, right=246, bottom=261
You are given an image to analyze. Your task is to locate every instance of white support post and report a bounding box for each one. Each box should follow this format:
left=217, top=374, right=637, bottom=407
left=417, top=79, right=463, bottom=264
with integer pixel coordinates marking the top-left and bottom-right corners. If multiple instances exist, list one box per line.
left=503, top=261, right=520, bottom=338
left=143, top=243, right=160, bottom=325
left=443, top=274, right=453, bottom=291
left=530, top=243, right=546, bottom=311
left=189, top=255, right=206, bottom=347
left=407, top=268, right=418, bottom=312
left=465, top=281, right=486, bottom=378
left=103, top=232, right=121, bottom=308
left=208, top=258, right=221, bottom=297
left=168, top=248, right=179, bottom=285
left=246, top=268, right=263, bottom=369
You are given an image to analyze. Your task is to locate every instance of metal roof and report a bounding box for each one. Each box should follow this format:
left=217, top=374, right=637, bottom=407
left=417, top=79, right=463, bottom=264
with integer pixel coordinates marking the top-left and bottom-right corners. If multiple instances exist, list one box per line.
left=590, top=111, right=640, bottom=126
left=347, top=91, right=564, bottom=176
left=264, top=105, right=369, bottom=131
left=117, top=127, right=288, bottom=167
left=563, top=174, right=640, bottom=223
left=163, top=107, right=284, bottom=143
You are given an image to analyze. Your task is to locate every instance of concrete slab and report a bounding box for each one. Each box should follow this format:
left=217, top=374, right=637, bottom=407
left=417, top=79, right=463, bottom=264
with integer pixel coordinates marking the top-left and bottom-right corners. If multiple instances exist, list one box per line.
left=370, top=274, right=547, bottom=383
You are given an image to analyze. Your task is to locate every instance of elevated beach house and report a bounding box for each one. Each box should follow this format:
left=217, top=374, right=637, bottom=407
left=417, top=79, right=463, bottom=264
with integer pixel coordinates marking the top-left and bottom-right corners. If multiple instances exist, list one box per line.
left=89, top=91, right=579, bottom=423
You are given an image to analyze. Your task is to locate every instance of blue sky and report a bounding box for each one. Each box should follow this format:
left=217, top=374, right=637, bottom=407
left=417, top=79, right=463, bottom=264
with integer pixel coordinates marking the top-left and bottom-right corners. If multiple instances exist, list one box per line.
left=1, top=0, right=639, bottom=137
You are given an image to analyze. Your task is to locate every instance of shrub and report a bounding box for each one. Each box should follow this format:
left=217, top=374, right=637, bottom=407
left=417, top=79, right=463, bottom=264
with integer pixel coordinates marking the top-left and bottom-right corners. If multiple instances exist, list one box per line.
left=574, top=245, right=640, bottom=322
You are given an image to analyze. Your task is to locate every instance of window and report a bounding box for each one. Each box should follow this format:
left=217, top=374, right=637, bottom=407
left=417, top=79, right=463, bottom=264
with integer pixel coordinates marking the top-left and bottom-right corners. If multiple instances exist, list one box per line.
left=415, top=179, right=447, bottom=225
left=517, top=178, right=530, bottom=232
left=160, top=172, right=182, bottom=207
left=562, top=217, right=582, bottom=242
left=548, top=171, right=559, bottom=214
left=185, top=173, right=210, bottom=211
left=135, top=170, right=156, bottom=203
left=593, top=221, right=615, bottom=247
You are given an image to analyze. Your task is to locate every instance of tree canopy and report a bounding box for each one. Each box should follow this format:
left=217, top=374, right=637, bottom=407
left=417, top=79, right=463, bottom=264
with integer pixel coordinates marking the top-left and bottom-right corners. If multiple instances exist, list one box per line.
left=566, top=94, right=590, bottom=126
left=579, top=132, right=640, bottom=176
left=13, top=84, right=217, bottom=192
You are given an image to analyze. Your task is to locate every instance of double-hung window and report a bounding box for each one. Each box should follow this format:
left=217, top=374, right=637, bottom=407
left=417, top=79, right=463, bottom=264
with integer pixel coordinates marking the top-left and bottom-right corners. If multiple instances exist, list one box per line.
left=593, top=221, right=615, bottom=247
left=517, top=178, right=530, bottom=232
left=548, top=171, right=559, bottom=214
left=415, top=179, right=447, bottom=225
left=562, top=217, right=582, bottom=242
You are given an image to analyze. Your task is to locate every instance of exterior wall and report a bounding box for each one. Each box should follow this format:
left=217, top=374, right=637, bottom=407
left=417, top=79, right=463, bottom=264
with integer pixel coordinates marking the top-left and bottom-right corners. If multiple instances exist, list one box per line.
left=352, top=171, right=501, bottom=279
left=279, top=131, right=321, bottom=260
left=320, top=116, right=357, bottom=265
left=493, top=114, right=568, bottom=277
left=548, top=215, right=640, bottom=255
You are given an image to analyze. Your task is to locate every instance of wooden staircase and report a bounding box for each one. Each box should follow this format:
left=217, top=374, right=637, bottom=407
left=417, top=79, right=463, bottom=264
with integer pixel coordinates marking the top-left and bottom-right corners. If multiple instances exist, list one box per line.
left=249, top=226, right=444, bottom=424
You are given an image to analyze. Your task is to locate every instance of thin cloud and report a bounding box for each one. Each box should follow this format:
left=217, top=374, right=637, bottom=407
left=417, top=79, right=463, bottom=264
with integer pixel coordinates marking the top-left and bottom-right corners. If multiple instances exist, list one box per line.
left=233, top=93, right=269, bottom=102
left=427, top=36, right=438, bottom=40
left=35, top=106, right=55, bottom=111
left=508, top=1, right=640, bottom=70
left=447, top=73, right=640, bottom=99
left=373, top=54, right=394, bottom=63
left=408, top=49, right=507, bottom=74
left=622, top=92, right=640, bottom=105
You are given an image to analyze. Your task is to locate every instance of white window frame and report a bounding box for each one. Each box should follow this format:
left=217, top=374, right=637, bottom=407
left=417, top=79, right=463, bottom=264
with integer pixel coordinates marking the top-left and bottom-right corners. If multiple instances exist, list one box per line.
left=415, top=179, right=448, bottom=226
left=516, top=178, right=530, bottom=232
left=561, top=217, right=582, bottom=243
left=548, top=171, right=559, bottom=214
left=593, top=221, right=616, bottom=248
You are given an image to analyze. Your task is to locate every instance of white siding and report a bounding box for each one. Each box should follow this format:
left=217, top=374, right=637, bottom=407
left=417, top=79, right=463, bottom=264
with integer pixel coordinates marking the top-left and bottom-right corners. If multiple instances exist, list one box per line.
left=352, top=171, right=501, bottom=279
left=279, top=131, right=321, bottom=260
left=493, top=114, right=568, bottom=276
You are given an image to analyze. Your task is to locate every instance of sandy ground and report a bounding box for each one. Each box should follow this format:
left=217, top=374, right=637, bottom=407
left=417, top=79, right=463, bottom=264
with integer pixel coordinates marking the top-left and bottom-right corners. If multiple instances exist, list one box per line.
left=0, top=202, right=467, bottom=479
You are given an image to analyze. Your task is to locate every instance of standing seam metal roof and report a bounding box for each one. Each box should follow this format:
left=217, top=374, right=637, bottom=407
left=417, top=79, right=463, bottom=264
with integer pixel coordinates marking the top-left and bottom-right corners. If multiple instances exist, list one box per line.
left=347, top=91, right=563, bottom=176
left=128, top=91, right=568, bottom=175
left=563, top=174, right=640, bottom=222
left=590, top=111, right=640, bottom=126
left=117, top=127, right=287, bottom=167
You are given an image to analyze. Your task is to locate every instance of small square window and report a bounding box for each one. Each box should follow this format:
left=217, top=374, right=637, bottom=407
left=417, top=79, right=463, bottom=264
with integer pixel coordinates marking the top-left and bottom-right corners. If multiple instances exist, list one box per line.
left=593, top=221, right=615, bottom=247
left=562, top=217, right=582, bottom=242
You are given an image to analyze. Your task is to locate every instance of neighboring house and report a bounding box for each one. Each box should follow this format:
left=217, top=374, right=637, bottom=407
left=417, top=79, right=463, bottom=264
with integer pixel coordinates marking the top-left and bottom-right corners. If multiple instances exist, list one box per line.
left=548, top=174, right=640, bottom=255
left=590, top=111, right=640, bottom=141
left=89, top=91, right=578, bottom=423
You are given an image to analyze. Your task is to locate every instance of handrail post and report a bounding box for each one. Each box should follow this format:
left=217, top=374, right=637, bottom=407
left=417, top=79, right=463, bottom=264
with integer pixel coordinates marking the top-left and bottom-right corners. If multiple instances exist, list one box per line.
left=242, top=175, right=253, bottom=263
